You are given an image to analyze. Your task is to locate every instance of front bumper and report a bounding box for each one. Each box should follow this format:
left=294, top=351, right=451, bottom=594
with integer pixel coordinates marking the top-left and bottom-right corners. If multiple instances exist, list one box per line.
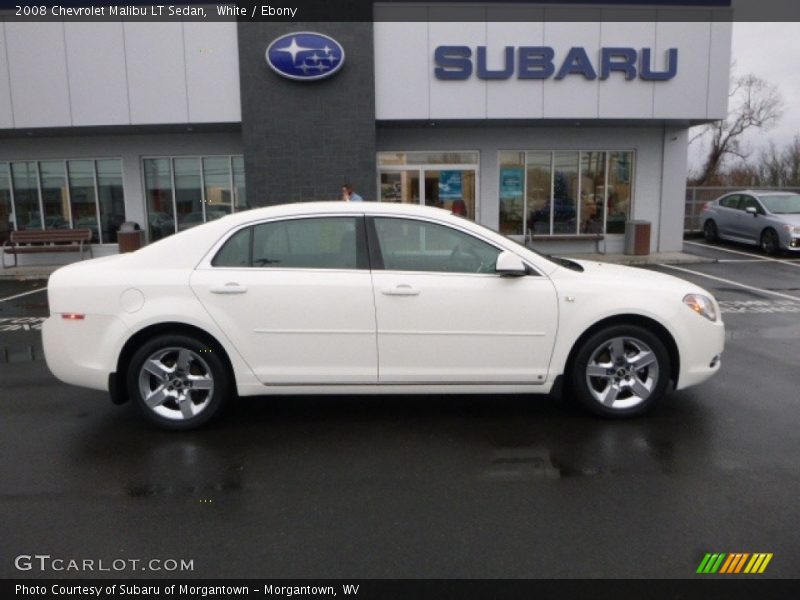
left=675, top=315, right=726, bottom=390
left=782, top=233, right=800, bottom=251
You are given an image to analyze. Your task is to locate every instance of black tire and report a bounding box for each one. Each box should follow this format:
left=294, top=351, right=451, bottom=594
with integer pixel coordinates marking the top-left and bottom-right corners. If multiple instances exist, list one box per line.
left=569, top=324, right=671, bottom=418
left=703, top=219, right=718, bottom=242
left=126, top=333, right=231, bottom=430
left=760, top=228, right=780, bottom=255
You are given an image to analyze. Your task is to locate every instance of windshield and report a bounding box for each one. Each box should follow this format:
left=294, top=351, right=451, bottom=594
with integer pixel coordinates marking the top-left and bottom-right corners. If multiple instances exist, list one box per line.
left=758, top=194, right=800, bottom=214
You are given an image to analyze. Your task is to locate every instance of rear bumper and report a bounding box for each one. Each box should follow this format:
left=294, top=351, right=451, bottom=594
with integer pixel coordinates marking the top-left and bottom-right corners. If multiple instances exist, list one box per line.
left=42, top=314, right=129, bottom=392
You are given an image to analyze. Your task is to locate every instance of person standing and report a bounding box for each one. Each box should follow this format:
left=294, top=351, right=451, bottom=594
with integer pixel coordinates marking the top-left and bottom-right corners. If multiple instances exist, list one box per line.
left=341, top=183, right=363, bottom=202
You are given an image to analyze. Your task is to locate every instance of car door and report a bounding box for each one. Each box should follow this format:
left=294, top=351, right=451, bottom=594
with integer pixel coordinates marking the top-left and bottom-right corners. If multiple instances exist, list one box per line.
left=734, top=194, right=765, bottom=243
left=368, top=216, right=559, bottom=384
left=714, top=194, right=741, bottom=237
left=190, top=215, right=378, bottom=384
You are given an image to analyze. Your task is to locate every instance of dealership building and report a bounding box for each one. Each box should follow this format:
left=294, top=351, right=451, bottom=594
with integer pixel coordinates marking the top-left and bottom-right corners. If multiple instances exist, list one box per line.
left=0, top=2, right=732, bottom=264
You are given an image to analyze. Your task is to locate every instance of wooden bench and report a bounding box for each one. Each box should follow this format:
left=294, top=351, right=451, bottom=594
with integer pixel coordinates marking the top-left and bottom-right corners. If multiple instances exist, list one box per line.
left=530, top=234, right=604, bottom=242
left=2, top=229, right=93, bottom=269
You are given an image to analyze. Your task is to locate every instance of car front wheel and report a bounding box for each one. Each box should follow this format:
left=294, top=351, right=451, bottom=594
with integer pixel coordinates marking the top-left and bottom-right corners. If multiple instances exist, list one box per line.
left=760, top=228, right=780, bottom=255
left=570, top=325, right=671, bottom=417
left=127, top=333, right=230, bottom=430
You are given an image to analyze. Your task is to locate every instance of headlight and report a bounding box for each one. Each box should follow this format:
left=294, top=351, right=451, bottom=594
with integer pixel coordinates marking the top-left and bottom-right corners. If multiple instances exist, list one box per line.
left=782, top=224, right=800, bottom=234
left=683, top=294, right=718, bottom=322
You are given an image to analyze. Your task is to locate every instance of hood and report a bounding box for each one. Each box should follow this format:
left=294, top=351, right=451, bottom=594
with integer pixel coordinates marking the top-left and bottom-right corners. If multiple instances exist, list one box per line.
left=568, top=259, right=668, bottom=279
left=563, top=259, right=713, bottom=294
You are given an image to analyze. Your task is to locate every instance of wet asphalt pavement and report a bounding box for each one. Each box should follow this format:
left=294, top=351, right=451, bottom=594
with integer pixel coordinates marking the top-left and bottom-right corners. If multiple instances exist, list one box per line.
left=1, top=241, right=799, bottom=579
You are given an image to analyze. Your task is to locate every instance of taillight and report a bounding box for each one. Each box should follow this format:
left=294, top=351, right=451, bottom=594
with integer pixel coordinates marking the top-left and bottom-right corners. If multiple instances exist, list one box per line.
left=702, top=202, right=713, bottom=211
left=61, top=313, right=85, bottom=320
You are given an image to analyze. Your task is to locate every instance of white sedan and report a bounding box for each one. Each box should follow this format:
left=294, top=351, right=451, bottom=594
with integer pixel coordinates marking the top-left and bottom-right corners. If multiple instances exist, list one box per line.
left=43, top=202, right=724, bottom=429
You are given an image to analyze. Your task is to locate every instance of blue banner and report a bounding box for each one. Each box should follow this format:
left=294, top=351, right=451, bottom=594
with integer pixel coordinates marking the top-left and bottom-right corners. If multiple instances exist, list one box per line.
left=500, top=167, right=524, bottom=199
left=438, top=171, right=463, bottom=200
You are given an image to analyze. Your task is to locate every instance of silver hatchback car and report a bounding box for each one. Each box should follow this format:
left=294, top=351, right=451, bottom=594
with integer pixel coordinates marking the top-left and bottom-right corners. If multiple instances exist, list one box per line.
left=701, top=190, right=800, bottom=254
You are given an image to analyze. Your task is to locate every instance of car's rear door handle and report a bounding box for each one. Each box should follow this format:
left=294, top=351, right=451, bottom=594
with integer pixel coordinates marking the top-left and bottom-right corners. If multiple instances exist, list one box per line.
left=210, top=283, right=248, bottom=294
left=381, top=284, right=420, bottom=296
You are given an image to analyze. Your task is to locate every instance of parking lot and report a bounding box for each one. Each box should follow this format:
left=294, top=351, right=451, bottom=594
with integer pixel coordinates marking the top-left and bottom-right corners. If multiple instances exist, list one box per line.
left=1, top=240, right=799, bottom=579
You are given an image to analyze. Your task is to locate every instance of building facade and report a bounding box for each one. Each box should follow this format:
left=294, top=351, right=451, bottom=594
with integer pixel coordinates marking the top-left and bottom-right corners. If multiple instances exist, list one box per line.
left=0, top=3, right=732, bottom=265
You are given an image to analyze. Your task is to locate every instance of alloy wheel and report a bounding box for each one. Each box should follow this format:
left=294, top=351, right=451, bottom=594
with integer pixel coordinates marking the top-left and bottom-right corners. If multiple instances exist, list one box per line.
left=585, top=336, right=659, bottom=410
left=137, top=347, right=215, bottom=421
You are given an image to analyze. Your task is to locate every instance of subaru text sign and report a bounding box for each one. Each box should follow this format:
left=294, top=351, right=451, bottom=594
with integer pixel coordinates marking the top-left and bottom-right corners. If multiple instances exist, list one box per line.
left=266, top=32, right=345, bottom=81
left=434, top=46, right=678, bottom=81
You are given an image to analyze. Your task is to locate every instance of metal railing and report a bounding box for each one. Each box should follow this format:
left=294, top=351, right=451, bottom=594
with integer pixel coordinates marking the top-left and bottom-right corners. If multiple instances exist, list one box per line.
left=685, top=186, right=800, bottom=232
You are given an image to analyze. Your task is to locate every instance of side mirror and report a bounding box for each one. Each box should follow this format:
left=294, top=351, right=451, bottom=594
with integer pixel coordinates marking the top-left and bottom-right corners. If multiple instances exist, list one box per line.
left=745, top=206, right=758, bottom=216
left=495, top=251, right=527, bottom=276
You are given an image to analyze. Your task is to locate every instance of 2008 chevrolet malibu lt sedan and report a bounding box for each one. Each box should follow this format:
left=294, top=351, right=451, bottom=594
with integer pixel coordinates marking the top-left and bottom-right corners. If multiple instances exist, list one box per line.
left=43, top=202, right=725, bottom=430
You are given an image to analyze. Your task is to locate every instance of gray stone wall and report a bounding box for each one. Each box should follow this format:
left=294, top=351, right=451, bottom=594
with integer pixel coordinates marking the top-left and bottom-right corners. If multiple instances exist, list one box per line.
left=237, top=23, right=377, bottom=205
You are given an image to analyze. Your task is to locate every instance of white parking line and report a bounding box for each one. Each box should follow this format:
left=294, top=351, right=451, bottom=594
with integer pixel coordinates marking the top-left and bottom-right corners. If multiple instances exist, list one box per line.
left=659, top=264, right=800, bottom=302
left=0, top=288, right=46, bottom=303
left=684, top=240, right=800, bottom=268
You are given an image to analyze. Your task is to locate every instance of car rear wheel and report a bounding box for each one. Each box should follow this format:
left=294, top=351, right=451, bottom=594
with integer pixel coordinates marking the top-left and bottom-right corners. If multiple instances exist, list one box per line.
left=127, top=334, right=230, bottom=430
left=760, top=228, right=780, bottom=255
left=703, top=219, right=718, bottom=242
left=570, top=325, right=671, bottom=417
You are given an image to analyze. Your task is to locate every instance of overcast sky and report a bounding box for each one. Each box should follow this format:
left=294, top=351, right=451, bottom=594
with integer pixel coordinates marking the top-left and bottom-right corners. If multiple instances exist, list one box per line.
left=689, top=22, right=800, bottom=171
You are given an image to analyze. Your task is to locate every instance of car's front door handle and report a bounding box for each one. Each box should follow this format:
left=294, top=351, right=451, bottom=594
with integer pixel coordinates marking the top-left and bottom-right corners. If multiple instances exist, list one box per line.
left=210, top=283, right=248, bottom=294
left=381, top=284, right=420, bottom=297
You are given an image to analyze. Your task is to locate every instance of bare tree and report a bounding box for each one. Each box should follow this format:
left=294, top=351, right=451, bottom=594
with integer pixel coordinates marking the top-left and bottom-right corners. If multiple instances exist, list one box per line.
left=781, top=135, right=800, bottom=186
left=756, top=141, right=785, bottom=187
left=689, top=73, right=784, bottom=185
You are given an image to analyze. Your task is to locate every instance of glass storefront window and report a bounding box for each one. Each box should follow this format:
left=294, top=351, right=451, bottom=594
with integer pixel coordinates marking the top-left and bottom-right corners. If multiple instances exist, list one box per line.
left=378, top=151, right=478, bottom=166
left=377, top=152, right=478, bottom=221
left=67, top=160, right=99, bottom=242
left=2, top=159, right=125, bottom=242
left=499, top=150, right=634, bottom=237
left=96, top=160, right=125, bottom=243
left=552, top=152, right=578, bottom=234
left=580, top=152, right=606, bottom=235
left=0, top=163, right=12, bottom=240
left=144, top=158, right=175, bottom=241
left=425, top=169, right=475, bottom=219
left=173, top=158, right=203, bottom=232
left=203, top=157, right=232, bottom=220
left=607, top=152, right=633, bottom=234
left=39, top=161, right=70, bottom=230
left=232, top=156, right=247, bottom=212
left=526, top=153, right=553, bottom=236
left=498, top=152, right=524, bottom=236
left=380, top=171, right=420, bottom=204
left=144, top=155, right=247, bottom=241
left=11, top=162, right=40, bottom=231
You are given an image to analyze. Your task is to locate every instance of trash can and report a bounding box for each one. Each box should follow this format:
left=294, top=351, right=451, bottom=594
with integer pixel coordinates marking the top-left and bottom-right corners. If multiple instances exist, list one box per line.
left=624, top=220, right=651, bottom=256
left=117, top=221, right=143, bottom=253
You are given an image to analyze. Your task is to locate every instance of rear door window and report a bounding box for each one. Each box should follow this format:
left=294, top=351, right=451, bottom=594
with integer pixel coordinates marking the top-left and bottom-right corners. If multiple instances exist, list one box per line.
left=719, top=195, right=741, bottom=209
left=212, top=217, right=367, bottom=270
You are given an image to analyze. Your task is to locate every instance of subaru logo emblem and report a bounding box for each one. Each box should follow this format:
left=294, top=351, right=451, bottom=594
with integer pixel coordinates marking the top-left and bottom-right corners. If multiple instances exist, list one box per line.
left=266, top=32, right=345, bottom=81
